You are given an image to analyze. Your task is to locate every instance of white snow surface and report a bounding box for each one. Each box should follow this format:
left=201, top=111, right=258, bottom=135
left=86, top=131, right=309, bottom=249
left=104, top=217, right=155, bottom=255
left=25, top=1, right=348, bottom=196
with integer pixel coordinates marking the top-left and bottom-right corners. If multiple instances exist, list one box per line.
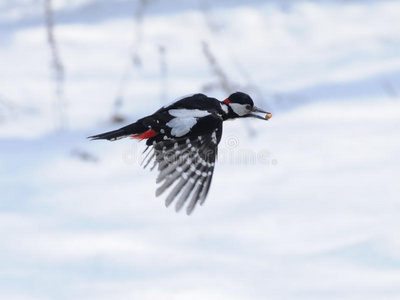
left=1, top=0, right=400, bottom=299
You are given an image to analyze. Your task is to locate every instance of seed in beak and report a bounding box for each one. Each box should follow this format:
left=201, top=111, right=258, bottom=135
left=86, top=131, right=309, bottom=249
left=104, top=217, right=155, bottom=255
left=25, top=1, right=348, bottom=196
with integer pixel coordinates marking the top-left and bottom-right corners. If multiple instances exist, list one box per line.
left=265, top=113, right=273, bottom=120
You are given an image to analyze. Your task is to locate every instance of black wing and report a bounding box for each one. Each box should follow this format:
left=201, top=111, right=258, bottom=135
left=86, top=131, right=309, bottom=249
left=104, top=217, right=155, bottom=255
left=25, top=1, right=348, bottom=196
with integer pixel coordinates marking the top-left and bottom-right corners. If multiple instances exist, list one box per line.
left=154, top=93, right=225, bottom=116
left=143, top=114, right=223, bottom=214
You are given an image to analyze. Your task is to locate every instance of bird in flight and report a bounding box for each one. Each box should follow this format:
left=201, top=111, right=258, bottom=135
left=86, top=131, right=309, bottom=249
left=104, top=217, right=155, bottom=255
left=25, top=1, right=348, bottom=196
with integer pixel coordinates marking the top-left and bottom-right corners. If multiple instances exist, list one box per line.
left=88, top=92, right=272, bottom=214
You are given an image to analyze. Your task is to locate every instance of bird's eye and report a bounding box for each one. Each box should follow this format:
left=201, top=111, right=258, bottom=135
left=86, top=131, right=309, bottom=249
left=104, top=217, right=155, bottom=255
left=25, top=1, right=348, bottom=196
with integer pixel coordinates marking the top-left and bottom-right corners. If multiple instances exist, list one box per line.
left=245, top=104, right=251, bottom=111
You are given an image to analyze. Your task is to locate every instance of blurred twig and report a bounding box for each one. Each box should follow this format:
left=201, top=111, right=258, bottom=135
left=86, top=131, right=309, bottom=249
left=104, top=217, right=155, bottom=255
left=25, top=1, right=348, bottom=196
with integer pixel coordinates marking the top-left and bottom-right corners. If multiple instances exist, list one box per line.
left=233, top=58, right=270, bottom=110
left=201, top=41, right=258, bottom=136
left=201, top=41, right=238, bottom=94
left=132, top=0, right=149, bottom=67
left=199, top=0, right=223, bottom=35
left=45, top=0, right=67, bottom=131
left=70, top=148, right=99, bottom=163
left=113, top=0, right=151, bottom=124
left=0, top=93, right=37, bottom=125
left=158, top=45, right=168, bottom=105
left=199, top=0, right=270, bottom=111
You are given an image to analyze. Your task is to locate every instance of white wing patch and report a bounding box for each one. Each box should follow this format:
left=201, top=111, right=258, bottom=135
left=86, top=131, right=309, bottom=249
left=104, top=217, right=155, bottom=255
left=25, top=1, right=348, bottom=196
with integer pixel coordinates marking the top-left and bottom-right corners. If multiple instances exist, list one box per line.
left=168, top=109, right=210, bottom=118
left=229, top=103, right=249, bottom=116
left=166, top=109, right=211, bottom=137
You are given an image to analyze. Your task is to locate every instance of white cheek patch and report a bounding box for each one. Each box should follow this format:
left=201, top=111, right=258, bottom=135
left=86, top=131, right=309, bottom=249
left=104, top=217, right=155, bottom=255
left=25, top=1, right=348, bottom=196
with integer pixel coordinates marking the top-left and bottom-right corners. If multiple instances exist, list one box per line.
left=229, top=103, right=249, bottom=116
left=166, top=109, right=211, bottom=137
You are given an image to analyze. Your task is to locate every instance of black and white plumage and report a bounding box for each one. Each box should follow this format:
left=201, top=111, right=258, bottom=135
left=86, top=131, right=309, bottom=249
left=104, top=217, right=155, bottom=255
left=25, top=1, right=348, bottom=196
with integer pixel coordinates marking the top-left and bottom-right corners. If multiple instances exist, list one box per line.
left=88, top=92, right=271, bottom=214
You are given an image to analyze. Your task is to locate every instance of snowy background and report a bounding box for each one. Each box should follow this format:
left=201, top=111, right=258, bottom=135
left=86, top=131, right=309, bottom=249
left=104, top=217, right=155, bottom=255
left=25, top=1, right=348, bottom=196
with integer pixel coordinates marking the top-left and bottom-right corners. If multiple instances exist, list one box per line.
left=1, top=0, right=400, bottom=299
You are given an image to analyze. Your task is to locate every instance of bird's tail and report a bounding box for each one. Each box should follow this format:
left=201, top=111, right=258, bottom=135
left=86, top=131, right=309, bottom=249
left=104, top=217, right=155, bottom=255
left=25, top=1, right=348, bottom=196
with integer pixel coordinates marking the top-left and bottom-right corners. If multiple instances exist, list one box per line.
left=88, top=122, right=143, bottom=141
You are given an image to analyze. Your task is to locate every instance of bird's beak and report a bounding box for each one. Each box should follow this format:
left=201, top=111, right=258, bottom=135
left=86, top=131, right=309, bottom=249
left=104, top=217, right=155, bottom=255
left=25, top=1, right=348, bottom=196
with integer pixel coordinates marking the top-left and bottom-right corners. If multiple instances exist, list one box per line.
left=249, top=106, right=273, bottom=120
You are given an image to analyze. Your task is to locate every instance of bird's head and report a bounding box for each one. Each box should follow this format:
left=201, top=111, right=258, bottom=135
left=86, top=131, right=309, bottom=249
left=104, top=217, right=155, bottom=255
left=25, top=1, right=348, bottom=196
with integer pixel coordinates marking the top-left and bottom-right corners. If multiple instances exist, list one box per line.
left=222, top=92, right=272, bottom=120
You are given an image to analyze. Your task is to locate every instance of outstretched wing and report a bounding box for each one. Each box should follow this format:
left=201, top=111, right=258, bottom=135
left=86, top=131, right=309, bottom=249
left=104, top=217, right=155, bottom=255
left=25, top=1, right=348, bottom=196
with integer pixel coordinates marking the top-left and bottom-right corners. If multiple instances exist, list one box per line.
left=143, top=114, right=223, bottom=214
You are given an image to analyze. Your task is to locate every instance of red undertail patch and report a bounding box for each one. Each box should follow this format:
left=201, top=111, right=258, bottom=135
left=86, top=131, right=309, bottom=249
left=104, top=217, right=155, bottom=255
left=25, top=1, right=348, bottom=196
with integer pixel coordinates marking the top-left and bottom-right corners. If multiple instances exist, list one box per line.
left=131, top=129, right=158, bottom=141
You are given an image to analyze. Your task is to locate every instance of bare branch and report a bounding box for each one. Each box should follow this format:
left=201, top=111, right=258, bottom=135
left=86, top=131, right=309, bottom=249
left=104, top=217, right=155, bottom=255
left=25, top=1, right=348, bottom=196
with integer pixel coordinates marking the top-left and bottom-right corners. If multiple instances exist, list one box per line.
left=158, top=45, right=168, bottom=105
left=201, top=41, right=237, bottom=94
left=44, top=0, right=67, bottom=131
left=113, top=0, right=152, bottom=124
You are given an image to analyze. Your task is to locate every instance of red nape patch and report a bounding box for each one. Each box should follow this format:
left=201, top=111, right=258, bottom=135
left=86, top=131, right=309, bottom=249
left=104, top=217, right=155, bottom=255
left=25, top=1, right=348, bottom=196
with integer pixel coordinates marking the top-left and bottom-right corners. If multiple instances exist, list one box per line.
left=131, top=129, right=158, bottom=141
left=223, top=98, right=231, bottom=104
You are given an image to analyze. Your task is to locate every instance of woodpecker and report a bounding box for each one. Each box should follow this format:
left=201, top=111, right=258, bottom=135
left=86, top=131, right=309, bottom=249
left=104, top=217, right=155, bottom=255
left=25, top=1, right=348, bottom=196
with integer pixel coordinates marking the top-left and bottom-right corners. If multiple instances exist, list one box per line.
left=88, top=92, right=272, bottom=214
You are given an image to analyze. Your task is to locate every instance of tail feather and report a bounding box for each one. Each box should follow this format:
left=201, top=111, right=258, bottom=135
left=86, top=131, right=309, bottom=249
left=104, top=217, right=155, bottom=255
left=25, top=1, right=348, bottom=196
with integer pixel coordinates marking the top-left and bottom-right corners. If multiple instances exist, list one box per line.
left=87, top=129, right=129, bottom=141
left=88, top=122, right=143, bottom=141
